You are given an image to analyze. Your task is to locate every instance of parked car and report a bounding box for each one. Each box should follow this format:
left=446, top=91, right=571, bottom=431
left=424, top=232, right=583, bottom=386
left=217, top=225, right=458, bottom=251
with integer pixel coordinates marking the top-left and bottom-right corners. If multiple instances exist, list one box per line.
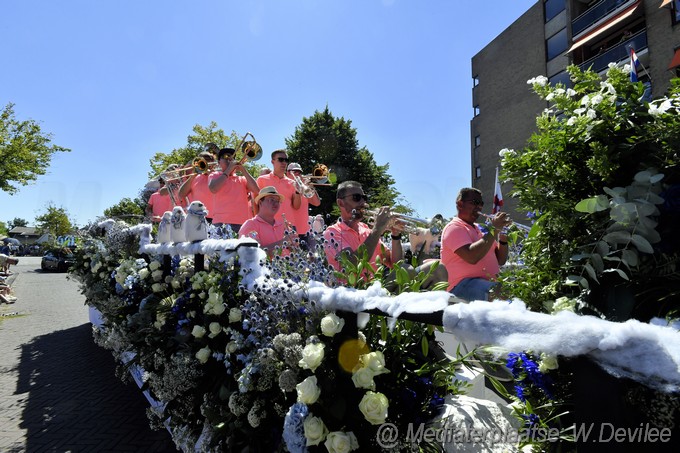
left=41, top=250, right=75, bottom=272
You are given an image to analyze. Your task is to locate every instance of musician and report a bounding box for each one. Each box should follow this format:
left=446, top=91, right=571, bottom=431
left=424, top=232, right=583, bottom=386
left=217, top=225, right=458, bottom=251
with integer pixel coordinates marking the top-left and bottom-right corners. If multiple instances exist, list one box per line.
left=286, top=162, right=321, bottom=244
left=178, top=151, right=216, bottom=222
left=239, top=186, right=293, bottom=258
left=323, top=181, right=403, bottom=271
left=440, top=187, right=511, bottom=301
left=208, top=147, right=260, bottom=232
left=256, top=149, right=301, bottom=228
left=146, top=178, right=174, bottom=222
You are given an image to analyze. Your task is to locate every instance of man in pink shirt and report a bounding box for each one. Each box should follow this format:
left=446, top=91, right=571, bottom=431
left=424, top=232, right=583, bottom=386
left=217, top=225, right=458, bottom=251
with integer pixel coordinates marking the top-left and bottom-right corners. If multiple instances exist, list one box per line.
left=209, top=147, right=260, bottom=232
left=146, top=178, right=174, bottom=222
left=256, top=149, right=301, bottom=229
left=286, top=162, right=321, bottom=247
left=178, top=151, right=216, bottom=223
left=239, top=186, right=293, bottom=258
left=440, top=187, right=512, bottom=301
left=323, top=181, right=403, bottom=272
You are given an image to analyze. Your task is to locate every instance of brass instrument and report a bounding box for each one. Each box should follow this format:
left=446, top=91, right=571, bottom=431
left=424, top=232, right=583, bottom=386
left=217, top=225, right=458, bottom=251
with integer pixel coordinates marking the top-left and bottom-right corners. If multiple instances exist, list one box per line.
left=293, top=175, right=317, bottom=198
left=192, top=157, right=219, bottom=174
left=352, top=208, right=443, bottom=234
left=478, top=212, right=532, bottom=232
left=235, top=132, right=263, bottom=164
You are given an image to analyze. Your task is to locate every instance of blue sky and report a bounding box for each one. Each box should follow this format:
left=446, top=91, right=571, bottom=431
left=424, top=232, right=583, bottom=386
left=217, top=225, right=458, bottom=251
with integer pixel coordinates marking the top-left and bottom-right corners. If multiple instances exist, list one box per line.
left=1, top=0, right=537, bottom=227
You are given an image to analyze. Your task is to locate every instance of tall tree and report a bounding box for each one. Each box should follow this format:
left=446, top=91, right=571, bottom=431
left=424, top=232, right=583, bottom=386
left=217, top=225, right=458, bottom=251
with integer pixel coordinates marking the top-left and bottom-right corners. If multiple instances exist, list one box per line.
left=103, top=197, right=146, bottom=224
left=7, top=217, right=29, bottom=230
left=0, top=103, right=71, bottom=194
left=35, top=202, right=74, bottom=238
left=0, top=221, right=7, bottom=236
left=285, top=106, right=405, bottom=218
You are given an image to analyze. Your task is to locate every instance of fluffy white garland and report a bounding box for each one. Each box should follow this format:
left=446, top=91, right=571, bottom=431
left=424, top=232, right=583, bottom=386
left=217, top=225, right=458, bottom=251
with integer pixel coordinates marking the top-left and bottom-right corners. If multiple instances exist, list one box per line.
left=110, top=221, right=680, bottom=392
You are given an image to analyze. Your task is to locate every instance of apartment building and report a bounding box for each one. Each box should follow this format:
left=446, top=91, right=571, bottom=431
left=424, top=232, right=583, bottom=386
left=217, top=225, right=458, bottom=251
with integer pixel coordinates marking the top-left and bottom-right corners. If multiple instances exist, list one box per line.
left=471, top=0, right=680, bottom=217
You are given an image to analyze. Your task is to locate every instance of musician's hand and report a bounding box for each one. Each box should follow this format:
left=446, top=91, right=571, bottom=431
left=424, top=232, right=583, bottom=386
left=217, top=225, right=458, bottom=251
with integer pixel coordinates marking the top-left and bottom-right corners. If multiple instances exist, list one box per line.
left=390, top=218, right=405, bottom=236
left=491, top=212, right=512, bottom=230
left=225, top=161, right=238, bottom=176
left=373, top=206, right=392, bottom=234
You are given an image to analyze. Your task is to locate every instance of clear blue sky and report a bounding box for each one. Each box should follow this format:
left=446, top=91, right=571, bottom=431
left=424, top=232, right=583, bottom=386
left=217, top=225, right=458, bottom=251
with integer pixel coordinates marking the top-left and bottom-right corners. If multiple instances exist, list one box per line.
left=1, top=0, right=537, bottom=227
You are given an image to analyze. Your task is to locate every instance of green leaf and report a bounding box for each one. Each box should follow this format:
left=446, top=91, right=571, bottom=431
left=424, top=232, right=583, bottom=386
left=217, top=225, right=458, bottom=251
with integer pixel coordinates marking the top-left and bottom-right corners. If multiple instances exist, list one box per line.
left=621, top=249, right=638, bottom=268
left=583, top=263, right=599, bottom=283
left=603, top=231, right=631, bottom=244
left=575, top=195, right=609, bottom=213
left=633, top=170, right=653, bottom=183
left=631, top=234, right=654, bottom=254
left=590, top=253, right=604, bottom=273
left=603, top=268, right=630, bottom=281
left=565, top=275, right=589, bottom=289
left=596, top=240, right=610, bottom=255
left=421, top=335, right=429, bottom=357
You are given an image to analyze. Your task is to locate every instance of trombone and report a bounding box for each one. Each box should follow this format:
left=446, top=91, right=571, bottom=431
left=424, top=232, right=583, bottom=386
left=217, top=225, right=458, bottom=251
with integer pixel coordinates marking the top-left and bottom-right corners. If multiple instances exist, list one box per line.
left=353, top=208, right=444, bottom=235
left=235, top=132, right=263, bottom=165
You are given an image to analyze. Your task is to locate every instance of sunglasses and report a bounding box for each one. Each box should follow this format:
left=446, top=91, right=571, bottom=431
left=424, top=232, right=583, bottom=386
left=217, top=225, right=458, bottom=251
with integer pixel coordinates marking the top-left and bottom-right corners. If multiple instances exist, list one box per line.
left=343, top=193, right=368, bottom=202
left=276, top=157, right=290, bottom=163
left=464, top=199, right=485, bottom=206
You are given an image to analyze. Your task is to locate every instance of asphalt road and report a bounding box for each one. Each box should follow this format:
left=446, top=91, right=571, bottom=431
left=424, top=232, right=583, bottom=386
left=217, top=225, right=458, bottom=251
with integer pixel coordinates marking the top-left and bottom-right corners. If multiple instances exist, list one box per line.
left=0, top=257, right=177, bottom=452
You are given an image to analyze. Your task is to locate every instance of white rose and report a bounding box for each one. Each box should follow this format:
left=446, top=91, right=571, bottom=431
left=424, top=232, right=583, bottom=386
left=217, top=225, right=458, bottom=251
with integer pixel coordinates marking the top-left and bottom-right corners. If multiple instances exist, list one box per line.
left=296, top=375, right=321, bottom=405
left=539, top=353, right=559, bottom=373
left=324, top=431, right=358, bottom=453
left=226, top=341, right=238, bottom=354
left=351, top=367, right=375, bottom=390
left=99, top=272, right=107, bottom=279
left=320, top=313, right=345, bottom=337
left=229, top=307, right=242, bottom=323
left=138, top=268, right=150, bottom=280
left=151, top=269, right=164, bottom=282
left=151, top=283, right=164, bottom=293
left=208, top=322, right=222, bottom=338
left=212, top=302, right=226, bottom=315
left=149, top=260, right=161, bottom=271
left=361, top=351, right=389, bottom=376
left=195, top=347, right=211, bottom=364
left=191, top=325, right=206, bottom=338
left=358, top=391, right=389, bottom=425
left=303, top=415, right=329, bottom=446
left=299, top=343, right=325, bottom=372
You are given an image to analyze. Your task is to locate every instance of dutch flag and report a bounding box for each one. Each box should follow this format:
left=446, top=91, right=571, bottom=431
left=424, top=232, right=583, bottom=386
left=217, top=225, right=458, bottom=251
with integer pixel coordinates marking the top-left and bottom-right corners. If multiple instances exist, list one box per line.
left=630, top=48, right=640, bottom=82
left=492, top=167, right=504, bottom=214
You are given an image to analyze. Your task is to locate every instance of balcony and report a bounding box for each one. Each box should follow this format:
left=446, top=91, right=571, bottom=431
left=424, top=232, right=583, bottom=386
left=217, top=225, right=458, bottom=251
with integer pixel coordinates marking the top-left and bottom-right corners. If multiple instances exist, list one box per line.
left=572, top=0, right=637, bottom=37
left=578, top=30, right=647, bottom=73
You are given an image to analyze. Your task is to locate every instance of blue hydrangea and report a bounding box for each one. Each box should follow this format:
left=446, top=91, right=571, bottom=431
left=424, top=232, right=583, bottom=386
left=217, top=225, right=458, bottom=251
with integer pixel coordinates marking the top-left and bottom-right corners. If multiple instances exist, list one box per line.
left=282, top=403, right=308, bottom=453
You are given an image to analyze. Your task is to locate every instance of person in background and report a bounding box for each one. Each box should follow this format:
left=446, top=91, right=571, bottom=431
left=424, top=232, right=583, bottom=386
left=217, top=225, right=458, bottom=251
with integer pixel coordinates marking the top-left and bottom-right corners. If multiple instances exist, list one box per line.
left=208, top=147, right=260, bottom=232
left=286, top=162, right=321, bottom=247
left=239, top=186, right=294, bottom=258
left=440, top=187, right=512, bottom=301
left=323, top=181, right=403, bottom=272
left=256, top=149, right=301, bottom=228
left=178, top=151, right=217, bottom=223
left=146, top=178, right=174, bottom=222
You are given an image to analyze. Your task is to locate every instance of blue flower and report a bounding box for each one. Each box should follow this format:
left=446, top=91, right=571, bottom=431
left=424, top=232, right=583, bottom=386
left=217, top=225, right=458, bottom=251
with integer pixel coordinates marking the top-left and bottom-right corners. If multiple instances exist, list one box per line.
left=282, top=403, right=308, bottom=453
left=514, top=384, right=526, bottom=402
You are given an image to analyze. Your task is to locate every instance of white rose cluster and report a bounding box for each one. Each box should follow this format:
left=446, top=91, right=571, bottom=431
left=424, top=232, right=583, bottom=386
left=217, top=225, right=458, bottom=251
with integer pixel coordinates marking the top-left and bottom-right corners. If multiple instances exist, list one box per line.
left=351, top=351, right=390, bottom=390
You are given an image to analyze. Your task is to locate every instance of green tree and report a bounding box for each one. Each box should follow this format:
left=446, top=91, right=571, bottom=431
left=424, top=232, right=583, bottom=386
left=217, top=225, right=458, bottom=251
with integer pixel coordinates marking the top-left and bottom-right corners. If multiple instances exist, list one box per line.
left=0, top=221, right=7, bottom=236
left=35, top=202, right=74, bottom=238
left=0, top=103, right=71, bottom=194
left=285, top=106, right=405, bottom=218
left=103, top=197, right=146, bottom=224
left=7, top=217, right=29, bottom=230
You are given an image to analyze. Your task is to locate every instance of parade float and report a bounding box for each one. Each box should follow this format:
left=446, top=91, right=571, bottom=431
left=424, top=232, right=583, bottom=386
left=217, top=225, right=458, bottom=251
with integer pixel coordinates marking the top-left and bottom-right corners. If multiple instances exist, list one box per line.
left=70, top=65, right=680, bottom=452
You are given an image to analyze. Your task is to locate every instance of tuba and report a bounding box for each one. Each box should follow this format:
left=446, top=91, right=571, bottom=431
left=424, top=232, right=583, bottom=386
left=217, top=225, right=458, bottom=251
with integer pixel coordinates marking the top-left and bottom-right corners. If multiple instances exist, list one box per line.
left=235, top=132, right=263, bottom=165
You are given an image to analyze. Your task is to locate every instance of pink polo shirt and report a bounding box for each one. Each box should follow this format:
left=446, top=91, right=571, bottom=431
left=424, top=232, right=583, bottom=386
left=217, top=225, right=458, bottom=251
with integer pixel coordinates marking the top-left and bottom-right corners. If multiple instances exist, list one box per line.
left=256, top=173, right=298, bottom=226
left=290, top=196, right=313, bottom=235
left=148, top=191, right=174, bottom=220
left=239, top=215, right=287, bottom=255
left=323, top=220, right=386, bottom=271
left=186, top=174, right=214, bottom=217
left=440, top=217, right=500, bottom=291
left=209, top=172, right=252, bottom=225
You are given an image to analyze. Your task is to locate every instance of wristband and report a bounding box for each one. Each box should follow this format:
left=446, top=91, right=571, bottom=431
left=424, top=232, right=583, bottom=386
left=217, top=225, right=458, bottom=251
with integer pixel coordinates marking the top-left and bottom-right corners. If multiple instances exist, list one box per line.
left=499, top=240, right=508, bottom=245
left=391, top=234, right=402, bottom=240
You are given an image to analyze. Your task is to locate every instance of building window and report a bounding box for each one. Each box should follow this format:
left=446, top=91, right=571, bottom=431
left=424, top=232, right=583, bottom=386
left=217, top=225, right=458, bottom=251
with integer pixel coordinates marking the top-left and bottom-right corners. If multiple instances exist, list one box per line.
left=546, top=28, right=568, bottom=60
left=475, top=167, right=482, bottom=179
left=545, top=0, right=565, bottom=22
left=673, top=0, right=680, bottom=24
left=474, top=135, right=481, bottom=147
left=474, top=105, right=480, bottom=116
left=549, top=70, right=572, bottom=88
left=473, top=76, right=479, bottom=87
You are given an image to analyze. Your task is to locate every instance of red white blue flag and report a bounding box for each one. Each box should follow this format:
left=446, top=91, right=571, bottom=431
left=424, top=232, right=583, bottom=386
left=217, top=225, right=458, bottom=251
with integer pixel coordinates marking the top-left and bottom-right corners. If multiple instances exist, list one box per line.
left=630, top=48, right=640, bottom=82
left=492, top=166, right=504, bottom=214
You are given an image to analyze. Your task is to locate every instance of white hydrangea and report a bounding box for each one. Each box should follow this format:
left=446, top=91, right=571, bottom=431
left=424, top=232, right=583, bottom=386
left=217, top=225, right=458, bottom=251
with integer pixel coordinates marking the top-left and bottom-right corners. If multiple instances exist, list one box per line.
left=527, top=75, right=548, bottom=86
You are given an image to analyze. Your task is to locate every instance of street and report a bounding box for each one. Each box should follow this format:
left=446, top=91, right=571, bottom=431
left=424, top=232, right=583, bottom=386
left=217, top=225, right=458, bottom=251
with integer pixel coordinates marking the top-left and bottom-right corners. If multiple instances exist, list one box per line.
left=0, top=257, right=176, bottom=452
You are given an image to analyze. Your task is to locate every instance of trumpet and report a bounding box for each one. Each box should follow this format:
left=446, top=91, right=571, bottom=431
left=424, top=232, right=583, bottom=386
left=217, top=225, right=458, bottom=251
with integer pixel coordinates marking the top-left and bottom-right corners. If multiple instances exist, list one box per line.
left=478, top=212, right=532, bottom=232
left=353, top=208, right=443, bottom=234
left=235, top=132, right=263, bottom=165
left=293, top=175, right=317, bottom=198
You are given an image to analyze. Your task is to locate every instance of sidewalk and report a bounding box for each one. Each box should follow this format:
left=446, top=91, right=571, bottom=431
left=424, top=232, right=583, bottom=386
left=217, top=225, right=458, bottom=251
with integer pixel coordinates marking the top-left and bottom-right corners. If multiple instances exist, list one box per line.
left=0, top=257, right=177, bottom=452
